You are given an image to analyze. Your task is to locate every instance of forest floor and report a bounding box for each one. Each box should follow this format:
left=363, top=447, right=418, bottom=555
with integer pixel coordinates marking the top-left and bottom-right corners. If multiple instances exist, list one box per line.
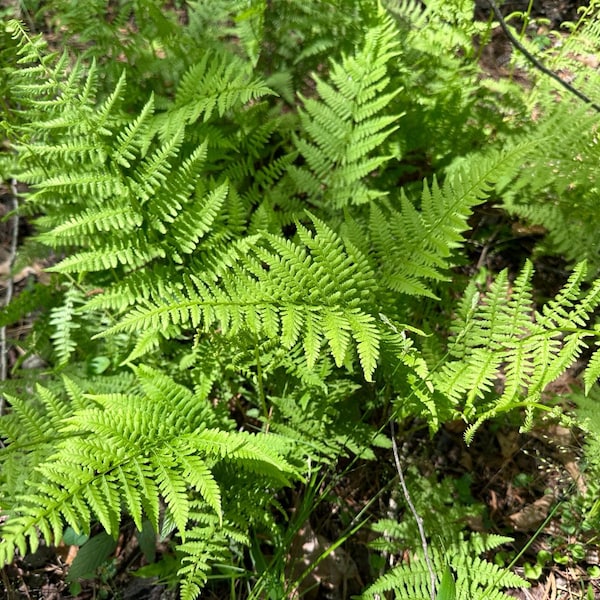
left=1, top=1, right=600, bottom=599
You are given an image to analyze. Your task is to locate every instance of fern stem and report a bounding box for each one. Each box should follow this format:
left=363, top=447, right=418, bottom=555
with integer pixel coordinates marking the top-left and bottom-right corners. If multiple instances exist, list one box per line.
left=518, top=0, right=535, bottom=39
left=390, top=420, right=437, bottom=600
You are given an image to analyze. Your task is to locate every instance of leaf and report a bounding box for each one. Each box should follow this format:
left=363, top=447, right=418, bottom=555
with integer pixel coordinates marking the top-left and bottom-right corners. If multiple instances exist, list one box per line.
left=66, top=532, right=117, bottom=582
left=437, top=565, right=456, bottom=600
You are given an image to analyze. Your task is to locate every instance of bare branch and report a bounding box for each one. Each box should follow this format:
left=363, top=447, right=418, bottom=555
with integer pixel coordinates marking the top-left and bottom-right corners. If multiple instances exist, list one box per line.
left=486, top=0, right=600, bottom=112
left=390, top=420, right=437, bottom=600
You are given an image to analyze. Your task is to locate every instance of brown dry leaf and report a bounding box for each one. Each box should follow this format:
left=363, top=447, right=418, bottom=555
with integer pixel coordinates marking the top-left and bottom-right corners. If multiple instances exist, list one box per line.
left=568, top=52, right=599, bottom=69
left=489, top=489, right=499, bottom=513
left=1, top=261, right=50, bottom=285
left=54, top=541, right=78, bottom=566
left=530, top=425, right=573, bottom=448
left=543, top=570, right=557, bottom=600
left=13, top=262, right=51, bottom=284
left=64, top=545, right=78, bottom=566
left=286, top=521, right=358, bottom=600
left=497, top=429, right=520, bottom=459
left=507, top=492, right=556, bottom=532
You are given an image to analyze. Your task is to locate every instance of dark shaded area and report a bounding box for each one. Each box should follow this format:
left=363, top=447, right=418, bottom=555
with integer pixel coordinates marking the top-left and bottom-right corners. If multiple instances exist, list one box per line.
left=475, top=0, right=591, bottom=26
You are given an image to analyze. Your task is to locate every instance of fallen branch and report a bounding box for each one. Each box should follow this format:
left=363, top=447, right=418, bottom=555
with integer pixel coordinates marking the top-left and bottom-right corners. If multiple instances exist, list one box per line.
left=390, top=420, right=436, bottom=600
left=486, top=0, right=600, bottom=112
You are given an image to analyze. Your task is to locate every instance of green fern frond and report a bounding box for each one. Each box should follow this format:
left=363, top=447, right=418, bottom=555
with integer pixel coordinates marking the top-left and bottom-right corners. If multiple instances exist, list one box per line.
left=27, top=171, right=122, bottom=207
left=49, top=288, right=85, bottom=365
left=48, top=236, right=166, bottom=273
left=133, top=126, right=185, bottom=202
left=177, top=511, right=240, bottom=600
left=291, top=5, right=402, bottom=207
left=12, top=138, right=107, bottom=165
left=0, top=369, right=297, bottom=566
left=584, top=343, right=600, bottom=394
left=160, top=48, right=274, bottom=137
left=37, top=205, right=143, bottom=243
left=434, top=261, right=600, bottom=441
left=99, top=215, right=381, bottom=380
left=112, top=92, right=155, bottom=167
left=363, top=534, right=527, bottom=600
left=368, top=147, right=530, bottom=298
left=168, top=181, right=229, bottom=256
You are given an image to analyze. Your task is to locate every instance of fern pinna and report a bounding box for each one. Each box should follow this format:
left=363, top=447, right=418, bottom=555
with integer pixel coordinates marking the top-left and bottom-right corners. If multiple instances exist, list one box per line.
left=2, top=2, right=600, bottom=598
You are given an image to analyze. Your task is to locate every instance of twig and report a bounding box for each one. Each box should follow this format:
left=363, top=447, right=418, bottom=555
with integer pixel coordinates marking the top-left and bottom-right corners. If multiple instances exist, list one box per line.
left=486, top=0, right=600, bottom=112
left=390, top=420, right=436, bottom=600
left=0, top=178, right=19, bottom=416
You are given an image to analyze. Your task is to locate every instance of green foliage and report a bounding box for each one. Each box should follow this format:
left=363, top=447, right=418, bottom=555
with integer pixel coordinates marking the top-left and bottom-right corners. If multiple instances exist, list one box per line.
left=2, top=1, right=600, bottom=598
left=363, top=533, right=527, bottom=599
left=435, top=260, right=600, bottom=440
left=560, top=387, right=600, bottom=537
left=0, top=367, right=296, bottom=592
left=364, top=473, right=526, bottom=599
left=291, top=6, right=402, bottom=208
left=498, top=6, right=600, bottom=274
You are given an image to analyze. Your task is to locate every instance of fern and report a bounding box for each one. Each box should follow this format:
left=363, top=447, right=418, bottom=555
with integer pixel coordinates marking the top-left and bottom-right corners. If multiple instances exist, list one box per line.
left=167, top=49, right=275, bottom=126
left=366, top=478, right=527, bottom=600
left=496, top=7, right=600, bottom=274
left=366, top=481, right=527, bottom=600
left=434, top=260, right=600, bottom=441
left=362, top=542, right=527, bottom=600
left=99, top=214, right=382, bottom=380
left=3, top=2, right=600, bottom=598
left=48, top=288, right=84, bottom=366
left=366, top=147, right=530, bottom=298
left=0, top=367, right=297, bottom=566
left=290, top=5, right=403, bottom=208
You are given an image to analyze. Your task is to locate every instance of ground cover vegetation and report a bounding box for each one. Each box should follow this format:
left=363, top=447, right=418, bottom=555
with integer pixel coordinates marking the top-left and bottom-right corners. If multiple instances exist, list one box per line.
left=1, top=0, right=600, bottom=598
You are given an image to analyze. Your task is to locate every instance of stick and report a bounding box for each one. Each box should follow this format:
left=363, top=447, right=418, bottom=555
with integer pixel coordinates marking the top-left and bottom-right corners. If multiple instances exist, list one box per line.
left=486, top=0, right=600, bottom=112
left=390, top=420, right=437, bottom=600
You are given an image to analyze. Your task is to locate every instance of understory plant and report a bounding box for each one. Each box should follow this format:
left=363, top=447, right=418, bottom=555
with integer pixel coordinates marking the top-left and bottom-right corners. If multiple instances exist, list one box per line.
left=1, top=1, right=600, bottom=598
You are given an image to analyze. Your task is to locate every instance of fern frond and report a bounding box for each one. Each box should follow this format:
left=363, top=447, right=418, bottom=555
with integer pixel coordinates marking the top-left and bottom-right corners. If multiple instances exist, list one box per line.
left=434, top=261, right=600, bottom=440
left=177, top=510, right=241, bottom=600
left=112, top=92, right=155, bottom=167
left=48, top=236, right=166, bottom=273
left=49, top=288, right=85, bottom=365
left=99, top=215, right=381, bottom=380
left=291, top=5, right=402, bottom=207
left=158, top=48, right=274, bottom=138
left=37, top=205, right=143, bottom=243
left=363, top=533, right=527, bottom=600
left=168, top=181, right=229, bottom=256
left=585, top=343, right=600, bottom=394
left=367, top=147, right=528, bottom=298
left=0, top=369, right=298, bottom=565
